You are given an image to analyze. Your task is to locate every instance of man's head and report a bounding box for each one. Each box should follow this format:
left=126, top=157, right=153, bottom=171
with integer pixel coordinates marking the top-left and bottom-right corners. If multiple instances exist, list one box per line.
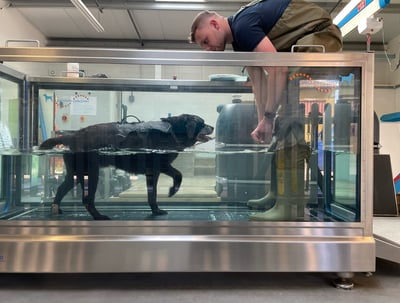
left=189, top=11, right=228, bottom=51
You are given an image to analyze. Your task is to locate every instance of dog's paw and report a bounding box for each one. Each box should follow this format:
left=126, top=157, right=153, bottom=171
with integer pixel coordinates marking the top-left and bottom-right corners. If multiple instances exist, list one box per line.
left=85, top=204, right=111, bottom=220
left=152, top=209, right=168, bottom=216
left=168, top=186, right=180, bottom=197
left=51, top=204, right=63, bottom=215
left=93, top=214, right=111, bottom=220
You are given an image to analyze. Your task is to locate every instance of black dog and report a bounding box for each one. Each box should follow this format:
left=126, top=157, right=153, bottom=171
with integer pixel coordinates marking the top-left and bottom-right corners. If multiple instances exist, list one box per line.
left=40, top=114, right=214, bottom=220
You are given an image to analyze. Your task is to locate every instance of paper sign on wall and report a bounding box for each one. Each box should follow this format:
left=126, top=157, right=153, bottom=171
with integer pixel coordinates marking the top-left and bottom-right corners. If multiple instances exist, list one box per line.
left=70, top=94, right=97, bottom=116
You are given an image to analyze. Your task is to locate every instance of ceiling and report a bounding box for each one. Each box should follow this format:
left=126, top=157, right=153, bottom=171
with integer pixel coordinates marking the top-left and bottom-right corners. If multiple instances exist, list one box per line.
left=3, top=0, right=400, bottom=51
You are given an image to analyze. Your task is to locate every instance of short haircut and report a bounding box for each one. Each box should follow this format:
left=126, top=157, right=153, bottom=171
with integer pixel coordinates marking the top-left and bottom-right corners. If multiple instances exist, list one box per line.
left=188, top=11, right=218, bottom=43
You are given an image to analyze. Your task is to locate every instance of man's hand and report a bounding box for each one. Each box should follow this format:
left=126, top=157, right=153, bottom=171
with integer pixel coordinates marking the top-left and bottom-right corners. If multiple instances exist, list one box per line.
left=251, top=118, right=273, bottom=144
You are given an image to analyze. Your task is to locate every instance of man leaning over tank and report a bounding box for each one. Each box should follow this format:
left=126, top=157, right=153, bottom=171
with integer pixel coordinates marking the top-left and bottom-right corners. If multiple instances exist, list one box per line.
left=189, top=0, right=342, bottom=220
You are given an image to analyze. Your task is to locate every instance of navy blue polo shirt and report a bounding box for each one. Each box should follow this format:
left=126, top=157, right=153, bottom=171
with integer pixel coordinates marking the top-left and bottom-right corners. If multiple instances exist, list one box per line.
left=228, top=0, right=291, bottom=51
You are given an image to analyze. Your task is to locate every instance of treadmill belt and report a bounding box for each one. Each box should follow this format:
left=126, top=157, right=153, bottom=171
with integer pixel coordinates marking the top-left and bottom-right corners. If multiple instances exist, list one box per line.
left=5, top=203, right=254, bottom=221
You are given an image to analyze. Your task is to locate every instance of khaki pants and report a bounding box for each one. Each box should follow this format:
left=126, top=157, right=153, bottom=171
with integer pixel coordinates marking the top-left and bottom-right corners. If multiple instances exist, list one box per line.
left=268, top=0, right=343, bottom=52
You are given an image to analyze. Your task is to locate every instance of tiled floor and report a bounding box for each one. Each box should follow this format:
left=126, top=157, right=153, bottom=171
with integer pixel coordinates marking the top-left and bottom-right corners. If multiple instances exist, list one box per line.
left=0, top=258, right=399, bottom=303
left=374, top=217, right=400, bottom=244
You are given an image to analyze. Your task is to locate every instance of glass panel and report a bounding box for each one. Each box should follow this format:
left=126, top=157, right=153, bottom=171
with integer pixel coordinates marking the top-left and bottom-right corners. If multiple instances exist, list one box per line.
left=0, top=63, right=362, bottom=222
left=297, top=68, right=361, bottom=222
left=0, top=75, right=20, bottom=216
left=0, top=78, right=19, bottom=149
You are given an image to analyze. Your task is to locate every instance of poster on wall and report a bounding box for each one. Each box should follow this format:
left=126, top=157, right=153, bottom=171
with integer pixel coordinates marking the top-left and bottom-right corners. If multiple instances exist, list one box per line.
left=69, top=93, right=97, bottom=116
left=54, top=93, right=98, bottom=130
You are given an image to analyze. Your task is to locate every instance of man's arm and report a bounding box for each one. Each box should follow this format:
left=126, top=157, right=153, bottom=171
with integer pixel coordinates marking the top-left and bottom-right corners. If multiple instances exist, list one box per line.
left=248, top=36, right=288, bottom=143
left=253, top=36, right=276, bottom=53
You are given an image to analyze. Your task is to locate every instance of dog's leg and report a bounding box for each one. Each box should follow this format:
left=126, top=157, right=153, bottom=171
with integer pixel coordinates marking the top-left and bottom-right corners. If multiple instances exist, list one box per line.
left=83, top=159, right=110, bottom=220
left=77, top=176, right=111, bottom=220
left=52, top=173, right=74, bottom=215
left=51, top=154, right=76, bottom=215
left=162, top=165, right=182, bottom=197
left=145, top=172, right=168, bottom=216
left=83, top=197, right=110, bottom=220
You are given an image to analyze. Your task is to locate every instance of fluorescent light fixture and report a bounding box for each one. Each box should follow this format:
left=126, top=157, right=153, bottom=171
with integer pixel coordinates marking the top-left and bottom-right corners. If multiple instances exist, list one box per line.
left=333, top=0, right=360, bottom=25
left=333, top=0, right=390, bottom=37
left=155, top=0, right=205, bottom=2
left=70, top=0, right=104, bottom=32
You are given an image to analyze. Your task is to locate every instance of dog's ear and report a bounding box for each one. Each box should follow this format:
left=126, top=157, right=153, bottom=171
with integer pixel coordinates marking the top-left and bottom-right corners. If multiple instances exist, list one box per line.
left=185, top=119, right=197, bottom=139
left=161, top=114, right=203, bottom=139
left=183, top=115, right=206, bottom=139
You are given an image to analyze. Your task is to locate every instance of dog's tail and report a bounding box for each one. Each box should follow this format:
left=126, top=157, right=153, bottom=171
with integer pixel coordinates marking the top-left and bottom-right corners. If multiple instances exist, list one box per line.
left=39, top=136, right=70, bottom=150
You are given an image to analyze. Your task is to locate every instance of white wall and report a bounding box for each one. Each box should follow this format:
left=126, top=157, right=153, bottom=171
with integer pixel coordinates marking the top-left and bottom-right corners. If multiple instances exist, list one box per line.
left=374, top=34, right=400, bottom=177
left=374, top=86, right=400, bottom=176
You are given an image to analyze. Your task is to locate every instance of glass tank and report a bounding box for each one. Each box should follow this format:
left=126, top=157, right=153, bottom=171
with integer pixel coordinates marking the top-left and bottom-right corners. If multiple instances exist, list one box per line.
left=0, top=49, right=375, bottom=274
left=0, top=54, right=366, bottom=223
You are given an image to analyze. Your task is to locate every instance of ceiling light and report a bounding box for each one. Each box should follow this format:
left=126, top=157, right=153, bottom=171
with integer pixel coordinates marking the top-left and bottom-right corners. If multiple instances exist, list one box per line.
left=333, top=0, right=390, bottom=37
left=70, top=0, right=104, bottom=32
left=155, top=0, right=205, bottom=2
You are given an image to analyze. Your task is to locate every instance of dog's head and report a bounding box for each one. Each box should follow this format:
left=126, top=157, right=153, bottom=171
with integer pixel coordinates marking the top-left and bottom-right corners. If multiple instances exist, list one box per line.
left=161, top=114, right=214, bottom=145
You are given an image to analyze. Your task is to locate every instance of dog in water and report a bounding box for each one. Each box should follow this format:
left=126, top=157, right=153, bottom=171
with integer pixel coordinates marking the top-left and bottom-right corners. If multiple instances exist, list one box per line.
left=40, top=114, right=214, bottom=220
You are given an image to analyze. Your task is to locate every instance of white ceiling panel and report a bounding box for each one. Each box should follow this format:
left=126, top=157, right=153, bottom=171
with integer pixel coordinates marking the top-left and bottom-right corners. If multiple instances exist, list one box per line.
left=131, top=10, right=164, bottom=40
left=158, top=10, right=195, bottom=40
left=5, top=0, right=400, bottom=50
left=96, top=9, right=138, bottom=39
left=16, top=7, right=82, bottom=37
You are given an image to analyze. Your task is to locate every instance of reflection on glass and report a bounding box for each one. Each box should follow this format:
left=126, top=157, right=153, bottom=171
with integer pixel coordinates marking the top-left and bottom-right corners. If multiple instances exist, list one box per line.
left=0, top=77, right=20, bottom=215
left=0, top=66, right=361, bottom=222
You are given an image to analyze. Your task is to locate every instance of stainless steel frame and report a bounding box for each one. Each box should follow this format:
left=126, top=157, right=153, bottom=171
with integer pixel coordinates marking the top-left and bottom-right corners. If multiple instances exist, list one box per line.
left=0, top=48, right=375, bottom=274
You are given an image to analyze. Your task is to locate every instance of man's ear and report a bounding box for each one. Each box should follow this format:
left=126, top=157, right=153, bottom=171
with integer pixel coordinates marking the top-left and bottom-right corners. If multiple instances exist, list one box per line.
left=210, top=19, right=219, bottom=30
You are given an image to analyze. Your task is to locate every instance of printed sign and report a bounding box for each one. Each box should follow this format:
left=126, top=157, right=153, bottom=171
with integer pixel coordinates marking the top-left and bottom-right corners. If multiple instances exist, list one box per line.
left=69, top=94, right=97, bottom=116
